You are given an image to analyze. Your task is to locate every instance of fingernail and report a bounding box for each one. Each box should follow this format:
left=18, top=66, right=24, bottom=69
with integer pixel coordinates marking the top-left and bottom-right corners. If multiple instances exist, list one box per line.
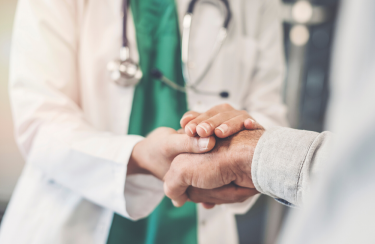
left=198, top=123, right=210, bottom=133
left=186, top=125, right=194, bottom=135
left=198, top=137, right=210, bottom=150
left=180, top=114, right=193, bottom=124
left=217, top=124, right=228, bottom=134
left=245, top=118, right=255, bottom=127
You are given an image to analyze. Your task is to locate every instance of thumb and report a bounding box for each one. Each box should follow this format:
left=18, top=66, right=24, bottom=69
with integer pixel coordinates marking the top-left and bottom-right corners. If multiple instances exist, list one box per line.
left=244, top=118, right=264, bottom=130
left=165, top=133, right=216, bottom=157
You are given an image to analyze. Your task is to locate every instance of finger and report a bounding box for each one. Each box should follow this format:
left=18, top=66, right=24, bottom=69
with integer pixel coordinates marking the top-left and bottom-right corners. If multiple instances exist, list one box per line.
left=185, top=113, right=215, bottom=137
left=164, top=134, right=216, bottom=157
left=201, top=203, right=215, bottom=209
left=196, top=111, right=249, bottom=137
left=214, top=114, right=250, bottom=138
left=244, top=118, right=256, bottom=130
left=185, top=104, right=235, bottom=136
left=177, top=128, right=185, bottom=134
left=180, top=111, right=200, bottom=129
left=187, top=184, right=258, bottom=204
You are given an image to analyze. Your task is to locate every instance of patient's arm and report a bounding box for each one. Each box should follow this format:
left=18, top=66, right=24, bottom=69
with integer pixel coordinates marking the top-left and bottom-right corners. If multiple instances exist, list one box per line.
left=164, top=125, right=333, bottom=208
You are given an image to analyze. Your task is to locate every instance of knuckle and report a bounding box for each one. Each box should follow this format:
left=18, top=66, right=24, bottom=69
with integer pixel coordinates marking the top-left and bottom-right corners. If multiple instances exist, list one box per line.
left=205, top=109, right=217, bottom=117
left=240, top=110, right=248, bottom=115
left=219, top=103, right=233, bottom=110
left=185, top=111, right=198, bottom=117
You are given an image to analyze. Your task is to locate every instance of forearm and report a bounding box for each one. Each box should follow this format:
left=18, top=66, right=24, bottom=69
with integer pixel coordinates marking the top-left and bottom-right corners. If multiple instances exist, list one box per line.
left=251, top=126, right=333, bottom=206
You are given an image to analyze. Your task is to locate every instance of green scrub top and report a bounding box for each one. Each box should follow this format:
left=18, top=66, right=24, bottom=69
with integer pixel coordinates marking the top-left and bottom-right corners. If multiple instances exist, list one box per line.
left=106, top=0, right=198, bottom=243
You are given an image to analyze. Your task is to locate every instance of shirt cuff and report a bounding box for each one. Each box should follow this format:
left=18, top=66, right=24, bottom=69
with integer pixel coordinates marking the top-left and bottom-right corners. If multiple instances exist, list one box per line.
left=124, top=174, right=165, bottom=220
left=251, top=126, right=319, bottom=206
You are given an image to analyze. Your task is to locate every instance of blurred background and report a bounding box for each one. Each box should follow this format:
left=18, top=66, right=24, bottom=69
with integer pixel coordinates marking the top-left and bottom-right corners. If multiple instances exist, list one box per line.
left=237, top=1, right=339, bottom=243
left=0, top=0, right=339, bottom=243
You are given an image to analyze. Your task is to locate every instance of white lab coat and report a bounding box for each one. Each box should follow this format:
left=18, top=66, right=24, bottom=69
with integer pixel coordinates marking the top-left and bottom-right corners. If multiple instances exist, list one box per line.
left=0, top=0, right=287, bottom=243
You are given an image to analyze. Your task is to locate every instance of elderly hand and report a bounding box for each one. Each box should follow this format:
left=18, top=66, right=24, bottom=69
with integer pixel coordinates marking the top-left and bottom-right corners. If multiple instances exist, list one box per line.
left=163, top=128, right=265, bottom=207
left=180, top=103, right=257, bottom=138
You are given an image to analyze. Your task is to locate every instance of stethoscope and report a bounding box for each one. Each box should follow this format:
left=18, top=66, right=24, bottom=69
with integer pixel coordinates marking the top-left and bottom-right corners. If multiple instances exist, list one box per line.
left=107, top=0, right=231, bottom=98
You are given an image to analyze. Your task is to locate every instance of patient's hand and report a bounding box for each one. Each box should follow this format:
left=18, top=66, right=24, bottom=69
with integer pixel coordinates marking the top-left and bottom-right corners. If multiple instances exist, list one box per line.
left=180, top=103, right=258, bottom=138
left=164, top=128, right=264, bottom=208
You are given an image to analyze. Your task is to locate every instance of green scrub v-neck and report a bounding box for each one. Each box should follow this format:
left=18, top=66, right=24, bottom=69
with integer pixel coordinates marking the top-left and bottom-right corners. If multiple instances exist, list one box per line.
left=106, top=0, right=197, bottom=243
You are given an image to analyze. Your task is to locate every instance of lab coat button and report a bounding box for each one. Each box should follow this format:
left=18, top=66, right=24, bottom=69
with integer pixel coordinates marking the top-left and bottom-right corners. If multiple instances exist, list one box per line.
left=200, top=220, right=206, bottom=226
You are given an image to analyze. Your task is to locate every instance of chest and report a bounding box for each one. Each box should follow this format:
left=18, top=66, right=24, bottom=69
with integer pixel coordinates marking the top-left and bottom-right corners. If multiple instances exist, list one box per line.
left=77, top=0, right=263, bottom=130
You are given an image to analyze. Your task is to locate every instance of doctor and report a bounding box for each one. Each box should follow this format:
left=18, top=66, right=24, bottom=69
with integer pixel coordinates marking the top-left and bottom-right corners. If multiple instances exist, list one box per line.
left=0, top=0, right=287, bottom=243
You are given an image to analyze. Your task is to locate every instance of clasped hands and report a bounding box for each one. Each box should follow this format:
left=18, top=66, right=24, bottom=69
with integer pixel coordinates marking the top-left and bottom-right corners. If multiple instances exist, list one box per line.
left=128, top=104, right=265, bottom=209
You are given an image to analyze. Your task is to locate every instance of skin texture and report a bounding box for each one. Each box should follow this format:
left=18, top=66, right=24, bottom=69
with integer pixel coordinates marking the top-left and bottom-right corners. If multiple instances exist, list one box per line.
left=128, top=127, right=260, bottom=207
left=180, top=103, right=256, bottom=138
left=128, top=127, right=216, bottom=180
left=163, top=128, right=265, bottom=207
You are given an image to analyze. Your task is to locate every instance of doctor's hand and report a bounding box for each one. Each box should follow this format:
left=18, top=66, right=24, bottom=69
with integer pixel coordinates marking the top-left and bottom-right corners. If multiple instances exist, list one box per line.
left=127, top=127, right=216, bottom=180
left=164, top=128, right=264, bottom=208
left=180, top=103, right=258, bottom=138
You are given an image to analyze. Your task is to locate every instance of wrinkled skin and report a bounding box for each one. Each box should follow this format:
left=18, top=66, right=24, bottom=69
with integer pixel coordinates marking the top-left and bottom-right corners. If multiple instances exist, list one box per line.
left=164, top=128, right=264, bottom=207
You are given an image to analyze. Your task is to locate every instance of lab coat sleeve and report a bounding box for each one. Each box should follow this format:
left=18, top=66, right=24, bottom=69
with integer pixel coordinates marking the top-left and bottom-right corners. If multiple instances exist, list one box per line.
left=245, top=0, right=288, bottom=129
left=9, top=0, right=164, bottom=221
left=225, top=0, right=288, bottom=214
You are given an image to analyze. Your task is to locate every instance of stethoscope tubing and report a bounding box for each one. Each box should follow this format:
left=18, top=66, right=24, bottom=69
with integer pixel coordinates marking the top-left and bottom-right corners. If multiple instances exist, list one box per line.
left=113, top=0, right=231, bottom=98
left=181, top=0, right=231, bottom=94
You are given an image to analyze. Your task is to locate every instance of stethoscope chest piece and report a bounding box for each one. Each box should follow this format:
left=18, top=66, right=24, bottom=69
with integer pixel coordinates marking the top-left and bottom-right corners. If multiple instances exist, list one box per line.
left=108, top=47, right=143, bottom=87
